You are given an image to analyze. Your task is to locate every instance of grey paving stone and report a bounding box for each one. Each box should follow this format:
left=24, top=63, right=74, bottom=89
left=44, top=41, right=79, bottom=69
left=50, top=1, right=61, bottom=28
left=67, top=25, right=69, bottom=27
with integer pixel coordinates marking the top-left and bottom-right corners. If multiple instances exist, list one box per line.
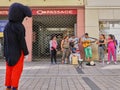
left=75, top=66, right=84, bottom=74
left=82, top=77, right=101, bottom=90
left=0, top=62, right=120, bottom=90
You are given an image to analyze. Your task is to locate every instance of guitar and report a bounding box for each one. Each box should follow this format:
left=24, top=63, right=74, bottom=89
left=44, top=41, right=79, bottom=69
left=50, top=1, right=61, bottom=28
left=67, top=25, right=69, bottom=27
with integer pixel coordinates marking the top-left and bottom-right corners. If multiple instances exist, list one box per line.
left=82, top=37, right=97, bottom=48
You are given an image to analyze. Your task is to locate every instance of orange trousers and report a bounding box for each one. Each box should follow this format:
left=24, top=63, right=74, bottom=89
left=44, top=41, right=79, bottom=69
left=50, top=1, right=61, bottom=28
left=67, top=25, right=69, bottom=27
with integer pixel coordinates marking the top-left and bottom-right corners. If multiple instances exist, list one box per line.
left=5, top=52, right=24, bottom=88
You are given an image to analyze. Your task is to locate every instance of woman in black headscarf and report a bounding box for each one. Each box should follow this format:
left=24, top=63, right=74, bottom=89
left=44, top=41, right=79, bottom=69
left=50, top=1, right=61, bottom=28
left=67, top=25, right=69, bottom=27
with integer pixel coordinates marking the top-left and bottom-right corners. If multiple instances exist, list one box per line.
left=4, top=3, right=32, bottom=90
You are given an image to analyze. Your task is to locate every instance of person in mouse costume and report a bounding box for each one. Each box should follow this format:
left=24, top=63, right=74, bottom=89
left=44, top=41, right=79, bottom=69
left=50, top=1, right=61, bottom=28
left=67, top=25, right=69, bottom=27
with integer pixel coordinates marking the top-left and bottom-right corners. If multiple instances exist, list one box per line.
left=4, top=3, right=32, bottom=90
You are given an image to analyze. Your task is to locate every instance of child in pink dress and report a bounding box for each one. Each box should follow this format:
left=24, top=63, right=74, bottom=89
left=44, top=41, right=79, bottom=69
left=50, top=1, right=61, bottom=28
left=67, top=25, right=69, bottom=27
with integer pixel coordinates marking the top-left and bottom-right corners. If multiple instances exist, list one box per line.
left=107, top=34, right=117, bottom=64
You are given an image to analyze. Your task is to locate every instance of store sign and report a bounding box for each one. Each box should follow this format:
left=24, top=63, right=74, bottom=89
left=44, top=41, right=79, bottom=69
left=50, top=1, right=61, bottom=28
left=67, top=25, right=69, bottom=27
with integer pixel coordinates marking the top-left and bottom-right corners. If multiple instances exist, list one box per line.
left=32, top=9, right=77, bottom=15
left=0, top=9, right=77, bottom=15
left=0, top=10, right=8, bottom=15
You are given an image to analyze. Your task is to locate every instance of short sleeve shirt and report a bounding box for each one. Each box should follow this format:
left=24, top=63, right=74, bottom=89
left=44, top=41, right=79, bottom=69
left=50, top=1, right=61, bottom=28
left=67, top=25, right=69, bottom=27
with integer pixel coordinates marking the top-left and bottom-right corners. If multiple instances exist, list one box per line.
left=69, top=38, right=79, bottom=49
left=82, top=37, right=92, bottom=48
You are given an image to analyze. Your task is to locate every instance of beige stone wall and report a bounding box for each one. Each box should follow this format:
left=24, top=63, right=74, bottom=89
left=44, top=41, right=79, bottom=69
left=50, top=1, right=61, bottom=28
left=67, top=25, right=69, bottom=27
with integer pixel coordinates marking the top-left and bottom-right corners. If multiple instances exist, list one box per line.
left=85, top=8, right=120, bottom=60
left=98, top=8, right=120, bottom=20
left=0, top=0, right=27, bottom=6
left=86, top=0, right=120, bottom=7
left=85, top=8, right=99, bottom=60
left=0, top=0, right=84, bottom=7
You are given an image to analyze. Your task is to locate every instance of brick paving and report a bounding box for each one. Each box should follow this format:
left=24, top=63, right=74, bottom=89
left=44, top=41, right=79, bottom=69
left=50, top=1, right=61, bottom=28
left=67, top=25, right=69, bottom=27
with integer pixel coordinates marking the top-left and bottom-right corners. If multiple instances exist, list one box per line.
left=0, top=61, right=120, bottom=90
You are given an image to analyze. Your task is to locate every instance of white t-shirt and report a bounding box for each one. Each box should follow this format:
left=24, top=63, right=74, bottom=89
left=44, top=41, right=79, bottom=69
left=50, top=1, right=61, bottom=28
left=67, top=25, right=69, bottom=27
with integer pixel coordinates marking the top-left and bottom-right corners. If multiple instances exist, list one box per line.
left=69, top=37, right=79, bottom=49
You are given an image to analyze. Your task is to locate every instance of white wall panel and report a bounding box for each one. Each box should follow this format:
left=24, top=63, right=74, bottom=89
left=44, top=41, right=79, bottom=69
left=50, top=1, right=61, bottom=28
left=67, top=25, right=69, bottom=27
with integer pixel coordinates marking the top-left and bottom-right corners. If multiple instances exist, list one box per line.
left=85, top=9, right=99, bottom=27
left=0, top=0, right=84, bottom=7
left=99, top=9, right=114, bottom=20
left=114, top=9, right=120, bottom=19
left=86, top=0, right=120, bottom=7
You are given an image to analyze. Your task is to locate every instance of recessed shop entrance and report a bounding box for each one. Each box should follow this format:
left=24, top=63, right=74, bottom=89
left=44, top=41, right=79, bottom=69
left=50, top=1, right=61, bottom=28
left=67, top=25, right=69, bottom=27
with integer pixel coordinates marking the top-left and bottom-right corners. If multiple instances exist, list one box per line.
left=32, top=15, right=77, bottom=61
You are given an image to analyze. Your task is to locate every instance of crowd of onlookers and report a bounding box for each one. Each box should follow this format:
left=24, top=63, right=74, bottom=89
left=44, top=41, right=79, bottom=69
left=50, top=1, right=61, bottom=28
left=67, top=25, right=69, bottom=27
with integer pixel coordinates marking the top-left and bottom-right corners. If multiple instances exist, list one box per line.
left=49, top=34, right=80, bottom=64
left=49, top=33, right=118, bottom=66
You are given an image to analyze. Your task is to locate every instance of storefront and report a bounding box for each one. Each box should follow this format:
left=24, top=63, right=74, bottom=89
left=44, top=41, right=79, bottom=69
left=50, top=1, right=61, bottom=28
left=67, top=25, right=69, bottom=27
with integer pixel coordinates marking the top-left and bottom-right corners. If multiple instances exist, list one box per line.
left=31, top=8, right=85, bottom=61
left=0, top=7, right=85, bottom=61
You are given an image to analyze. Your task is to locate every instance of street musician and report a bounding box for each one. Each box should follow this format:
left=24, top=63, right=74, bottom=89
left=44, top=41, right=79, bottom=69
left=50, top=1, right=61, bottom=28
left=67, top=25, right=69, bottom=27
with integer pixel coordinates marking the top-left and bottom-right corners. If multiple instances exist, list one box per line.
left=82, top=33, right=96, bottom=66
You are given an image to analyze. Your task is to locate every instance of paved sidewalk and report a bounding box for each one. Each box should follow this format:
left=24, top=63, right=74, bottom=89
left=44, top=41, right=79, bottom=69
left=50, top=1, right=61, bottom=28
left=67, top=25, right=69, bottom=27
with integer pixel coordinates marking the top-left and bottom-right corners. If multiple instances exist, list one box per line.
left=0, top=61, right=120, bottom=90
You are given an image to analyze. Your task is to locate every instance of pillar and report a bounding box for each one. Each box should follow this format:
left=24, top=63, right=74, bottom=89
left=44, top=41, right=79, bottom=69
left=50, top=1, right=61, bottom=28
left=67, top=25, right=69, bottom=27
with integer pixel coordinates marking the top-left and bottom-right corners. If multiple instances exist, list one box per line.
left=77, top=8, right=85, bottom=38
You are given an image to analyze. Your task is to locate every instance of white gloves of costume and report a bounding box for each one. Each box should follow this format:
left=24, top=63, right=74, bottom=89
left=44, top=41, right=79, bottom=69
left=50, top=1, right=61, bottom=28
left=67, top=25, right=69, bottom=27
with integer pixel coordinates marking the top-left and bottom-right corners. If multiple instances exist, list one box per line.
left=24, top=55, right=28, bottom=61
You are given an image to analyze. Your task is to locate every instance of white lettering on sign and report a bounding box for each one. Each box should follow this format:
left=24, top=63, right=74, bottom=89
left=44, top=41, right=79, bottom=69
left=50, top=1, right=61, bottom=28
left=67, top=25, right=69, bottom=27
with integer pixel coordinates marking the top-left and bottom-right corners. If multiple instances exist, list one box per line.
left=0, top=9, right=77, bottom=15
left=34, top=9, right=77, bottom=15
left=37, top=10, right=72, bottom=15
left=0, top=11, right=8, bottom=15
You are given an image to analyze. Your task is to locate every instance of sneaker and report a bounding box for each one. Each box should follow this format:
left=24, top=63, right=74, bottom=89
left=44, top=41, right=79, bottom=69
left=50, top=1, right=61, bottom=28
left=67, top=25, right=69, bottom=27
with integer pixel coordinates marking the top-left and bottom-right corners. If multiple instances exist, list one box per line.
left=86, top=62, right=90, bottom=66
left=61, top=61, right=64, bottom=64
left=114, top=62, right=117, bottom=64
left=12, top=87, right=18, bottom=90
left=79, top=59, right=83, bottom=62
left=102, top=60, right=105, bottom=65
left=107, top=62, right=110, bottom=65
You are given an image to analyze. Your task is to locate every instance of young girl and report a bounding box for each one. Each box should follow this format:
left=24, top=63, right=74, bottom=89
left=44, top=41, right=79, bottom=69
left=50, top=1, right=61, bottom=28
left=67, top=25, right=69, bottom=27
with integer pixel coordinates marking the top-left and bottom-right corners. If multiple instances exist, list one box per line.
left=107, top=34, right=117, bottom=64
left=97, top=34, right=106, bottom=64
left=49, top=36, right=58, bottom=64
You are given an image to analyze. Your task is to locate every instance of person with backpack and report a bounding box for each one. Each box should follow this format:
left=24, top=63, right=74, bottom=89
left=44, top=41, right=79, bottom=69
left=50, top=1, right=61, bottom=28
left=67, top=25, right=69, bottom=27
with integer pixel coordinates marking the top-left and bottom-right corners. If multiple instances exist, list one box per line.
left=61, top=36, right=70, bottom=64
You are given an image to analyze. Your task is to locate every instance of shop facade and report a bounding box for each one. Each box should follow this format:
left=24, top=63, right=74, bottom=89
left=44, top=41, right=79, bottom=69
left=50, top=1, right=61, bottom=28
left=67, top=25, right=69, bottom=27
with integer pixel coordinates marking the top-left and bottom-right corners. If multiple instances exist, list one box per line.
left=31, top=8, right=85, bottom=61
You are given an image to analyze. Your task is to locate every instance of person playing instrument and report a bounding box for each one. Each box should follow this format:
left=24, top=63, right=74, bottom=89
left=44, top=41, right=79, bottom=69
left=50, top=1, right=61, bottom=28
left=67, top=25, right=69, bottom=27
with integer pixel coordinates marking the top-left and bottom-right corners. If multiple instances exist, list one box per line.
left=96, top=34, right=106, bottom=64
left=82, top=33, right=95, bottom=66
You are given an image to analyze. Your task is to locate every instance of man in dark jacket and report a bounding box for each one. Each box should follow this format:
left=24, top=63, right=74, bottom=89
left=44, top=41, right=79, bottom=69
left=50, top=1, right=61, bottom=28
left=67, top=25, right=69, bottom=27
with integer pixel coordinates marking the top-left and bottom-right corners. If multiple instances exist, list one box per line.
left=4, top=3, right=32, bottom=90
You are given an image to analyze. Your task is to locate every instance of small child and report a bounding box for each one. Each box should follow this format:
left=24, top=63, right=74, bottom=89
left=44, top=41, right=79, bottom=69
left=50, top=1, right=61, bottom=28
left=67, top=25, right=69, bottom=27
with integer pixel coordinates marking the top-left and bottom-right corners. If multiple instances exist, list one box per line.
left=107, top=34, right=117, bottom=64
left=69, top=44, right=81, bottom=64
